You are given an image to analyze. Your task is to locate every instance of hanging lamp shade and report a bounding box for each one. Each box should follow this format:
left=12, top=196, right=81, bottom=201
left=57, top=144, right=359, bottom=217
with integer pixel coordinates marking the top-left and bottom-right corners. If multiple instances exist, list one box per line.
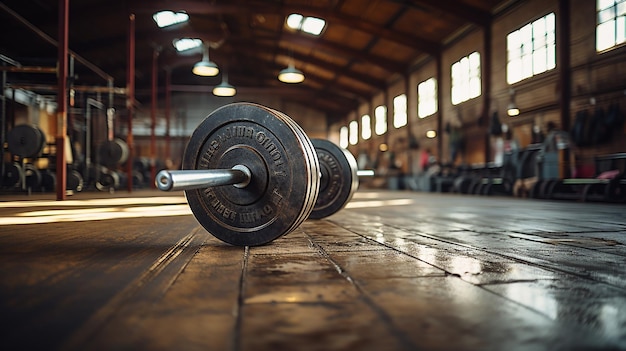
left=278, top=63, right=304, bottom=83
left=192, top=45, right=219, bottom=76
left=213, top=76, right=236, bottom=97
left=507, top=102, right=520, bottom=116
left=506, top=88, right=519, bottom=116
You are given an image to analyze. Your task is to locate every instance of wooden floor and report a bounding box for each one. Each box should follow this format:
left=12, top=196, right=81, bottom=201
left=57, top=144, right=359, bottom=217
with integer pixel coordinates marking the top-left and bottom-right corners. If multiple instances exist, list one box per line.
left=0, top=189, right=625, bottom=350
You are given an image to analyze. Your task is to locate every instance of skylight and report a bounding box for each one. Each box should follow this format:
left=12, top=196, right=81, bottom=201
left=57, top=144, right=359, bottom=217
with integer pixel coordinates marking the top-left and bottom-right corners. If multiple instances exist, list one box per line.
left=153, top=11, right=189, bottom=28
left=286, top=14, right=326, bottom=36
left=173, top=38, right=202, bottom=52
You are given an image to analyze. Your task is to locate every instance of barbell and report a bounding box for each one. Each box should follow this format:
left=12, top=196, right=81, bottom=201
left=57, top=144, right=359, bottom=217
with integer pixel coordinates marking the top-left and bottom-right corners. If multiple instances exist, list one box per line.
left=156, top=102, right=373, bottom=246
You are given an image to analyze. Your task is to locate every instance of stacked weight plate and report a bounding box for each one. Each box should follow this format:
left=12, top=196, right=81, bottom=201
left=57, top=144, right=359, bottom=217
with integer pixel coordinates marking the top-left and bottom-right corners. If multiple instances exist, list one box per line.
left=309, top=139, right=359, bottom=219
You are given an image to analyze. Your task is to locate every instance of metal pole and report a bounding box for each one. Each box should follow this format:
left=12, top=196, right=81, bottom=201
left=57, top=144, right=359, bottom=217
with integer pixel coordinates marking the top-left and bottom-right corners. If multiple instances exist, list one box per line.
left=126, top=13, right=135, bottom=192
left=0, top=66, right=57, bottom=73
left=55, top=0, right=69, bottom=201
left=1, top=65, right=6, bottom=183
left=436, top=52, right=443, bottom=161
left=559, top=0, right=572, bottom=178
left=165, top=69, right=171, bottom=163
left=482, top=23, right=492, bottom=164
left=0, top=2, right=112, bottom=82
left=150, top=48, right=158, bottom=188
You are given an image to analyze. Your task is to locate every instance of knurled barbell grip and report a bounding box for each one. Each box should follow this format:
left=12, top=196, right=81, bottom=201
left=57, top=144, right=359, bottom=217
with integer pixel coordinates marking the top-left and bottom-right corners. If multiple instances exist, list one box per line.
left=156, top=165, right=251, bottom=191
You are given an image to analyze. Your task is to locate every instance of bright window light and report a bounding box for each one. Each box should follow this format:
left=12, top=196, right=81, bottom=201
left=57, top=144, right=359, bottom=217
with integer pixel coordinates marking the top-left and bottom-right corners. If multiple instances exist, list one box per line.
left=418, top=78, right=438, bottom=118
left=596, top=0, right=626, bottom=52
left=393, top=94, right=407, bottom=128
left=507, top=13, right=555, bottom=84
left=287, top=14, right=304, bottom=29
left=349, top=120, right=359, bottom=145
left=153, top=11, right=189, bottom=28
left=302, top=17, right=326, bottom=35
left=375, top=105, right=387, bottom=135
left=451, top=51, right=481, bottom=105
left=339, top=126, right=349, bottom=148
left=173, top=38, right=202, bottom=52
left=361, top=115, right=371, bottom=140
left=286, top=13, right=326, bottom=36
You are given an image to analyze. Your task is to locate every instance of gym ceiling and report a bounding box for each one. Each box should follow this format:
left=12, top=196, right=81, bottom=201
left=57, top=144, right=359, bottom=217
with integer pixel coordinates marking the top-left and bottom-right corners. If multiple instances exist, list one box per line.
left=0, top=0, right=515, bottom=120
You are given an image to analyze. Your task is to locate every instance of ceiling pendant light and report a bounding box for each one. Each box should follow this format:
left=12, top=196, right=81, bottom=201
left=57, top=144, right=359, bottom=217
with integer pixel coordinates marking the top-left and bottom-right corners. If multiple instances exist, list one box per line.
left=192, top=44, right=219, bottom=76
left=213, top=73, right=236, bottom=97
left=278, top=62, right=304, bottom=83
left=507, top=88, right=520, bottom=116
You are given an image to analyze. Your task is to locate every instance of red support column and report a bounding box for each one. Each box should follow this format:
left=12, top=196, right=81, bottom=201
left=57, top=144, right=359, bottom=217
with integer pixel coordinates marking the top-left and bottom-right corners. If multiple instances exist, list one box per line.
left=165, top=69, right=171, bottom=164
left=150, top=49, right=158, bottom=188
left=55, top=0, right=69, bottom=201
left=126, top=14, right=135, bottom=192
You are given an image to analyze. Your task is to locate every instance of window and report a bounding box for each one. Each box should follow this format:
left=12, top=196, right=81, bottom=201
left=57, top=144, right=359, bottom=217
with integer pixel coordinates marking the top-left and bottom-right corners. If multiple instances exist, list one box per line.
left=451, top=52, right=481, bottom=105
left=418, top=78, right=438, bottom=118
left=375, top=105, right=387, bottom=135
left=349, top=120, right=359, bottom=145
left=173, top=38, right=202, bottom=52
left=597, top=0, right=626, bottom=51
left=339, top=126, right=349, bottom=148
left=361, top=115, right=371, bottom=140
left=507, top=13, right=556, bottom=84
left=153, top=11, right=189, bottom=28
left=286, top=14, right=326, bottom=36
left=393, top=94, right=407, bottom=128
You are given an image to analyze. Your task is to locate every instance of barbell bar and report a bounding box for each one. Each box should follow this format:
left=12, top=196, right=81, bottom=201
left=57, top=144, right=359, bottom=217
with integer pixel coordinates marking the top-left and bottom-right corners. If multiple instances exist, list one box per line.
left=156, top=142, right=374, bottom=220
left=156, top=166, right=372, bottom=192
left=157, top=102, right=373, bottom=246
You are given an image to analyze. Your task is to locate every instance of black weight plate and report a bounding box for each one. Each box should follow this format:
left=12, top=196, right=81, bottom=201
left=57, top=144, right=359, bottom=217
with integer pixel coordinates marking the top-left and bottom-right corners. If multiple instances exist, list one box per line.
left=7, top=124, right=45, bottom=158
left=309, top=139, right=358, bottom=219
left=98, top=138, right=129, bottom=167
left=184, top=102, right=318, bottom=246
left=67, top=170, right=84, bottom=192
left=96, top=167, right=120, bottom=191
left=3, top=162, right=23, bottom=188
left=41, top=170, right=56, bottom=192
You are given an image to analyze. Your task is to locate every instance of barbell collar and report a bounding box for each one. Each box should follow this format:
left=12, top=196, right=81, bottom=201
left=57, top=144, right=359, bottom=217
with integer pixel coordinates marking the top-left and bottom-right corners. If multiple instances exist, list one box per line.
left=156, top=165, right=251, bottom=191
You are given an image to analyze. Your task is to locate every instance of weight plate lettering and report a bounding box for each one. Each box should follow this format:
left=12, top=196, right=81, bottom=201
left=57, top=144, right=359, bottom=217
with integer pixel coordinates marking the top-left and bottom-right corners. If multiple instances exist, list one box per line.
left=184, top=102, right=319, bottom=246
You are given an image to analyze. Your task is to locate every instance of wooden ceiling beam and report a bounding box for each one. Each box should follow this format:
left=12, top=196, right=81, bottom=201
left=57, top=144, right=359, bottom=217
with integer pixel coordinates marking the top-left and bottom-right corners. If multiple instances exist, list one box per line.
left=281, top=32, right=406, bottom=74
left=129, top=0, right=439, bottom=54
left=402, top=0, right=492, bottom=27
left=277, top=4, right=439, bottom=55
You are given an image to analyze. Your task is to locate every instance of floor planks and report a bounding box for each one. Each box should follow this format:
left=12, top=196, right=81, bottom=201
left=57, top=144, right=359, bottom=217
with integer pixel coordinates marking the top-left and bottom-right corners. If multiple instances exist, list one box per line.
left=0, top=190, right=624, bottom=350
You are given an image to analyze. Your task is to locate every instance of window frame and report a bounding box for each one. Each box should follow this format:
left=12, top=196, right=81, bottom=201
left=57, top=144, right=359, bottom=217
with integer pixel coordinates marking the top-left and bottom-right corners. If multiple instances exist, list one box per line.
left=451, top=51, right=481, bottom=105
left=506, top=12, right=556, bottom=84
left=374, top=105, right=387, bottom=135
left=393, top=94, right=407, bottom=128
left=349, top=120, right=359, bottom=145
left=596, top=0, right=626, bottom=52
left=418, top=78, right=438, bottom=118
left=339, top=126, right=349, bottom=149
left=361, top=115, right=372, bottom=140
